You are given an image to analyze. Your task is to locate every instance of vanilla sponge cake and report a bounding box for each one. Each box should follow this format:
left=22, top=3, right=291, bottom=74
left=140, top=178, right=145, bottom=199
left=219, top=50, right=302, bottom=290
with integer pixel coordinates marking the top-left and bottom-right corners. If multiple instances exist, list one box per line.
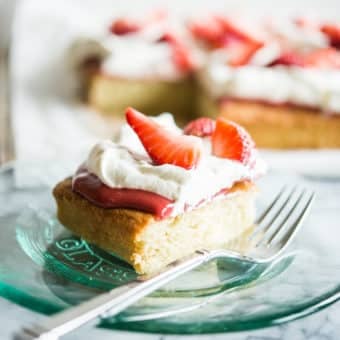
left=88, top=74, right=195, bottom=123
left=54, top=179, right=255, bottom=274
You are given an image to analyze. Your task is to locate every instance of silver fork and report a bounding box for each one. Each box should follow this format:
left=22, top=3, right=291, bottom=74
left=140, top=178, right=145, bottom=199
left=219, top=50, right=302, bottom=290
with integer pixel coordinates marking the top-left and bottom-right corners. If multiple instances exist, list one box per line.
left=16, top=185, right=315, bottom=340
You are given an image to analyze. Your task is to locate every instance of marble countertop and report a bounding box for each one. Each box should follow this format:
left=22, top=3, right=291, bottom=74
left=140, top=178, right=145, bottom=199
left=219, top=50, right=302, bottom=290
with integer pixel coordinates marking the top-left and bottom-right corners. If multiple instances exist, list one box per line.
left=1, top=297, right=339, bottom=339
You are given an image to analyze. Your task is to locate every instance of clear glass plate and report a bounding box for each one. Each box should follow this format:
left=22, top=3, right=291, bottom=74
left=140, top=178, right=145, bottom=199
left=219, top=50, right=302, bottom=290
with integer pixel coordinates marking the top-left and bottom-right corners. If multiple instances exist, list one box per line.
left=0, top=165, right=339, bottom=335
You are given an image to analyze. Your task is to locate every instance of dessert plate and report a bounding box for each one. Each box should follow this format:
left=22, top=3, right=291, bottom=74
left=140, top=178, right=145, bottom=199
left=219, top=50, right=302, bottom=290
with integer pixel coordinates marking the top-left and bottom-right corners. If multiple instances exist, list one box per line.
left=0, top=164, right=339, bottom=334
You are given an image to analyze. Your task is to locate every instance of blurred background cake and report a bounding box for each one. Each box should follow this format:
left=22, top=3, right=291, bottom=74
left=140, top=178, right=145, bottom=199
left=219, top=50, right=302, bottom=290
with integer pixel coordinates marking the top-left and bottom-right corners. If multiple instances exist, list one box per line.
left=70, top=12, right=340, bottom=147
left=198, top=17, right=340, bottom=148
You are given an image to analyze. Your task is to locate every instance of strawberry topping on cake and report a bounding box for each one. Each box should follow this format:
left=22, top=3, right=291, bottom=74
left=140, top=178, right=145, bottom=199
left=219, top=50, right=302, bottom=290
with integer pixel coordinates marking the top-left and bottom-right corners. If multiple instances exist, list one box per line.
left=109, top=9, right=167, bottom=35
left=158, top=31, right=197, bottom=72
left=72, top=109, right=263, bottom=219
left=189, top=15, right=263, bottom=65
left=321, top=23, right=340, bottom=49
left=109, top=18, right=142, bottom=35
left=184, top=117, right=216, bottom=137
left=126, top=107, right=203, bottom=169
left=268, top=51, right=306, bottom=67
left=269, top=48, right=340, bottom=69
left=212, top=118, right=255, bottom=166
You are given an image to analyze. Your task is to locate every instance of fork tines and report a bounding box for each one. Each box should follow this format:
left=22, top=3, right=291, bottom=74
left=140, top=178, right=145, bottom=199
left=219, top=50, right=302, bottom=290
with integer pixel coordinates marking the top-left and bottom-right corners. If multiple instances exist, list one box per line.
left=252, top=185, right=315, bottom=249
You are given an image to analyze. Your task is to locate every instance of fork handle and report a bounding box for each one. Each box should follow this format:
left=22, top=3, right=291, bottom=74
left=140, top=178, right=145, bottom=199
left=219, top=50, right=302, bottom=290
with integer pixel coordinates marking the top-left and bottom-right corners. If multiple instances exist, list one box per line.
left=17, top=250, right=211, bottom=339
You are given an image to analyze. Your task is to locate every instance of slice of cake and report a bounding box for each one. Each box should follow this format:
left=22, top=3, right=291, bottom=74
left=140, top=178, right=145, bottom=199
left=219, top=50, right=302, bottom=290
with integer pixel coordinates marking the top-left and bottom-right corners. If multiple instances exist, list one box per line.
left=53, top=108, right=265, bottom=274
left=196, top=17, right=340, bottom=148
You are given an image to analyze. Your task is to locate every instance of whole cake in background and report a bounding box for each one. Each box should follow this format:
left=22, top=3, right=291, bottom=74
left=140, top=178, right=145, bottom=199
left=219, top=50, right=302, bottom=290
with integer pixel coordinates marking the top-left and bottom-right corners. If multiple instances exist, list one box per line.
left=69, top=11, right=340, bottom=148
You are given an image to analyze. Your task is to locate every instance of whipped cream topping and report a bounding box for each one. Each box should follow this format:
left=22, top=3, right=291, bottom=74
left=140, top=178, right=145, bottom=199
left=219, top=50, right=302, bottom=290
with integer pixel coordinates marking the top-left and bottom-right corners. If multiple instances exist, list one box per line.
left=102, top=37, right=182, bottom=80
left=79, top=114, right=264, bottom=217
left=268, top=19, right=329, bottom=52
left=69, top=35, right=184, bottom=80
left=199, top=63, right=340, bottom=113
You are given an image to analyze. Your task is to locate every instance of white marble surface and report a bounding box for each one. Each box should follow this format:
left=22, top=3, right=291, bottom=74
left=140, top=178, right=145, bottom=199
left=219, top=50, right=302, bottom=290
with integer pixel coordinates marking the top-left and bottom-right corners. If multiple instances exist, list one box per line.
left=0, top=296, right=339, bottom=340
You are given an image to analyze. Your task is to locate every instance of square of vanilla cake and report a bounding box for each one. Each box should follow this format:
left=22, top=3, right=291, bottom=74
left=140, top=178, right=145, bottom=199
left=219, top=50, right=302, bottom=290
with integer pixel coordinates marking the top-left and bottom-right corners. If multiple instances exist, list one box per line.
left=54, top=108, right=265, bottom=274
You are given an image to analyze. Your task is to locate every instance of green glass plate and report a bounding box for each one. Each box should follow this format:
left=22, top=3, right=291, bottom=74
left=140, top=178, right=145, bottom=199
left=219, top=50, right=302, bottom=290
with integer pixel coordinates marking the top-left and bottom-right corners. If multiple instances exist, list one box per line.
left=0, top=165, right=339, bottom=334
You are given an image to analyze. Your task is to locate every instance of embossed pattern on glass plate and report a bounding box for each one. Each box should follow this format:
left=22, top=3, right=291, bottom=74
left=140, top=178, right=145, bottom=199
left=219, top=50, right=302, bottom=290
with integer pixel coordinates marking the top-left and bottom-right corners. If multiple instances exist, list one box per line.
left=0, top=165, right=339, bottom=334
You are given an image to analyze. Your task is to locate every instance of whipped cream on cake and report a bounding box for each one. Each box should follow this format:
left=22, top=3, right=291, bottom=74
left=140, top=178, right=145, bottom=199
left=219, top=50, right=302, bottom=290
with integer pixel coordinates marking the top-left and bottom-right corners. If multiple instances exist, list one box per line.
left=199, top=63, right=340, bottom=113
left=73, top=112, right=265, bottom=218
left=70, top=36, right=188, bottom=80
left=69, top=11, right=202, bottom=80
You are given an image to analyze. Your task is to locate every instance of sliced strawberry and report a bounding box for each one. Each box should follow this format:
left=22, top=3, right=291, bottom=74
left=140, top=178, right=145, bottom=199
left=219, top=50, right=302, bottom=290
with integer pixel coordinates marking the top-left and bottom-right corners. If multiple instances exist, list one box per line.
left=189, top=15, right=263, bottom=61
left=321, top=24, right=340, bottom=49
left=268, top=51, right=306, bottom=67
left=210, top=17, right=263, bottom=65
left=110, top=10, right=167, bottom=36
left=109, top=18, right=141, bottom=35
left=126, top=107, right=203, bottom=169
left=188, top=17, right=226, bottom=46
left=158, top=31, right=197, bottom=72
left=305, top=47, right=340, bottom=68
left=214, top=16, right=263, bottom=47
left=184, top=118, right=216, bottom=137
left=226, top=40, right=263, bottom=66
left=172, top=44, right=197, bottom=72
left=212, top=118, right=255, bottom=166
left=158, top=32, right=177, bottom=44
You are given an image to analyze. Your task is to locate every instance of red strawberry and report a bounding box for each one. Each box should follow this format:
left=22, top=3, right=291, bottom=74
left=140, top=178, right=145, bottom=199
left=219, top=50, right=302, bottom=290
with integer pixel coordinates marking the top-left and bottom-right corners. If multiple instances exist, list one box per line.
left=321, top=24, right=340, bottom=49
left=207, top=16, right=263, bottom=65
left=212, top=118, right=255, bottom=166
left=184, top=118, right=216, bottom=137
left=226, top=40, right=263, bottom=66
left=305, top=47, right=340, bottom=68
left=269, top=51, right=306, bottom=67
left=172, top=44, right=197, bottom=72
left=110, top=10, right=167, bottom=36
left=126, top=107, right=203, bottom=169
left=158, top=31, right=196, bottom=72
left=158, top=32, right=178, bottom=44
left=109, top=18, right=141, bottom=35
left=214, top=16, right=262, bottom=46
left=188, top=17, right=226, bottom=46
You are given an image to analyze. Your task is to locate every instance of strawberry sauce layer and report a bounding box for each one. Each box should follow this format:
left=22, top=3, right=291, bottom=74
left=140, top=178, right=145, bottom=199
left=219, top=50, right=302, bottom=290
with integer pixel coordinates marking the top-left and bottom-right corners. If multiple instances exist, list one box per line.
left=73, top=170, right=175, bottom=219
left=72, top=168, right=245, bottom=220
